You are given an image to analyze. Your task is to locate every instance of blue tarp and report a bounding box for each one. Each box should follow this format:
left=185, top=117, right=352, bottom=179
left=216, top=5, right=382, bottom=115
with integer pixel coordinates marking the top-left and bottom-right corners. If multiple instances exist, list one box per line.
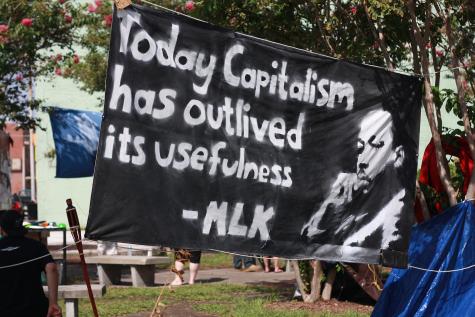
left=372, top=201, right=475, bottom=317
left=49, top=107, right=102, bottom=178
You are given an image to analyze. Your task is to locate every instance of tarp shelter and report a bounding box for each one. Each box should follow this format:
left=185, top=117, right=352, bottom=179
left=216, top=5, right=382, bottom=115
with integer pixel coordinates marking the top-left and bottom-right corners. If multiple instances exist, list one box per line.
left=372, top=201, right=475, bottom=316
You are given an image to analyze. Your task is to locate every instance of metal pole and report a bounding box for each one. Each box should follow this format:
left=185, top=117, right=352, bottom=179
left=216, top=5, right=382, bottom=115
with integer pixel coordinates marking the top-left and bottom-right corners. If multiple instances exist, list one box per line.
left=66, top=198, right=99, bottom=317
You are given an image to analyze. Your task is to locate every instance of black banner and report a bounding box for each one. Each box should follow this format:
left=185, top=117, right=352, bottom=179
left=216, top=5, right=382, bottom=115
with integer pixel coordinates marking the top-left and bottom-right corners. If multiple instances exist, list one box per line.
left=85, top=4, right=422, bottom=268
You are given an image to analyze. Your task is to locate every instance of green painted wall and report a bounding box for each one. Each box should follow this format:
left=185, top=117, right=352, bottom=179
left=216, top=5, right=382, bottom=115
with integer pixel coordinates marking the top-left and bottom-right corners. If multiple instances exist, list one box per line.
left=35, top=76, right=101, bottom=225
left=418, top=71, right=459, bottom=166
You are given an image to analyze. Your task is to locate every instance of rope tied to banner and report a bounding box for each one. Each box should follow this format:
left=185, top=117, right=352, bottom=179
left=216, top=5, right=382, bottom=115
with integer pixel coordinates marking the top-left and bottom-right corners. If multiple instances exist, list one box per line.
left=2, top=237, right=475, bottom=274
left=367, top=264, right=383, bottom=291
left=114, top=0, right=132, bottom=10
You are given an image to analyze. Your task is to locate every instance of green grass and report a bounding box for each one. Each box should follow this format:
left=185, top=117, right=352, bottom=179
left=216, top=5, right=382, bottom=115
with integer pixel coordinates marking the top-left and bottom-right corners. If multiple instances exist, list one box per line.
left=70, top=283, right=371, bottom=317
left=200, top=252, right=234, bottom=269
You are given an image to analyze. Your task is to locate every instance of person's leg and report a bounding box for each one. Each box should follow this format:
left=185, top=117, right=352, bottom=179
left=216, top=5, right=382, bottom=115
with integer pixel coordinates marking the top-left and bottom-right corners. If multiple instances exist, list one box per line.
left=243, top=256, right=255, bottom=269
left=189, top=262, right=200, bottom=284
left=188, top=251, right=201, bottom=284
left=273, top=257, right=283, bottom=272
left=263, top=256, right=271, bottom=272
left=171, top=260, right=184, bottom=285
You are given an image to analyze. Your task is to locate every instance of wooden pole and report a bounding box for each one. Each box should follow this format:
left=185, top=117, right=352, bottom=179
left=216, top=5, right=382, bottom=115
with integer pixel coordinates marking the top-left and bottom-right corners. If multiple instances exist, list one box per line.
left=66, top=198, right=99, bottom=317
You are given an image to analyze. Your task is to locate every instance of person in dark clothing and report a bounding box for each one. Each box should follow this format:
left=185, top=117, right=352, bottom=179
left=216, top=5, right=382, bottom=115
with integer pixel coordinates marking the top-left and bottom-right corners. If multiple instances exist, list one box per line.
left=0, top=210, right=62, bottom=317
left=233, top=255, right=260, bottom=272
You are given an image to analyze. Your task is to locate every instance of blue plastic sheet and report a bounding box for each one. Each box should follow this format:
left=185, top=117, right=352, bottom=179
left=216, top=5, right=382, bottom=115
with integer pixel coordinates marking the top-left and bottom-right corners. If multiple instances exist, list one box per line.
left=372, top=201, right=475, bottom=317
left=49, top=107, right=102, bottom=178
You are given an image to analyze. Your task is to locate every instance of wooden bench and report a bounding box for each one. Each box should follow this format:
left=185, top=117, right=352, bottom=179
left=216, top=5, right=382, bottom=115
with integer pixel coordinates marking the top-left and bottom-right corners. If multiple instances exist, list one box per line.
left=43, top=284, right=106, bottom=317
left=86, top=255, right=170, bottom=287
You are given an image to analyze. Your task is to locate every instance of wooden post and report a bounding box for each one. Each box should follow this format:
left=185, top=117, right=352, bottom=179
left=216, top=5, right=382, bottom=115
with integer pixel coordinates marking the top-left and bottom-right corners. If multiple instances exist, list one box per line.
left=66, top=199, right=99, bottom=317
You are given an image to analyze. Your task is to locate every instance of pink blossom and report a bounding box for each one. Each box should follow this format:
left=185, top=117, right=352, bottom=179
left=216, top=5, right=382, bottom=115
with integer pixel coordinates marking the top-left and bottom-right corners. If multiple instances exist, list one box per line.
left=0, top=24, right=8, bottom=33
left=104, top=14, right=113, bottom=27
left=185, top=1, right=195, bottom=12
left=64, top=14, right=72, bottom=23
left=350, top=6, right=357, bottom=15
left=21, top=18, right=33, bottom=27
left=16, top=74, right=23, bottom=81
left=59, top=0, right=66, bottom=4
left=55, top=68, right=62, bottom=76
left=87, top=4, right=97, bottom=13
left=436, top=50, right=443, bottom=57
left=425, top=42, right=432, bottom=49
left=56, top=54, right=63, bottom=61
left=73, top=54, right=80, bottom=64
left=95, top=0, right=102, bottom=6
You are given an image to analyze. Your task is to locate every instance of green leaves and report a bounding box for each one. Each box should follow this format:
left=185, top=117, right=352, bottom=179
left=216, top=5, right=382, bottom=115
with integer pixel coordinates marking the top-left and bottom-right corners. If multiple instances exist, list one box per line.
left=0, top=0, right=87, bottom=128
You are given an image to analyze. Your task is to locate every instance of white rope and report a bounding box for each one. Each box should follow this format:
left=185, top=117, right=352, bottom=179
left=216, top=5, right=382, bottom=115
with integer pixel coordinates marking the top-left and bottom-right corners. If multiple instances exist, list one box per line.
left=208, top=248, right=322, bottom=262
left=0, top=239, right=83, bottom=270
left=5, top=235, right=471, bottom=273
left=408, top=263, right=475, bottom=273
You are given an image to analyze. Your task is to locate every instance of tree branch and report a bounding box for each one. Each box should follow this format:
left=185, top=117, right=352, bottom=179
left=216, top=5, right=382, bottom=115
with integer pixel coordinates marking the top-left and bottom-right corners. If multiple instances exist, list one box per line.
left=362, top=0, right=393, bottom=70
left=407, top=0, right=458, bottom=206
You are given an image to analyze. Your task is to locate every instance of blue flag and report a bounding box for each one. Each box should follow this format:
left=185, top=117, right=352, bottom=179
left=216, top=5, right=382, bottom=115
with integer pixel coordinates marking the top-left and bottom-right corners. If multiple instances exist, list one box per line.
left=49, top=107, right=102, bottom=178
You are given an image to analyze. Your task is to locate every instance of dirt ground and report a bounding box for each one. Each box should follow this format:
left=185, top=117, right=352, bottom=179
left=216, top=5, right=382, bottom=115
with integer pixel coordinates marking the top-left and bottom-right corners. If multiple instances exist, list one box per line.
left=125, top=302, right=216, bottom=317
left=124, top=268, right=374, bottom=317
left=268, top=300, right=374, bottom=315
left=126, top=299, right=373, bottom=317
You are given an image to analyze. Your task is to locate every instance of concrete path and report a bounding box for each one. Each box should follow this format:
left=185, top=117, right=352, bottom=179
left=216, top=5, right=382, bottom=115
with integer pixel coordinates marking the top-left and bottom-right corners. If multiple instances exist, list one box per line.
left=153, top=268, right=296, bottom=286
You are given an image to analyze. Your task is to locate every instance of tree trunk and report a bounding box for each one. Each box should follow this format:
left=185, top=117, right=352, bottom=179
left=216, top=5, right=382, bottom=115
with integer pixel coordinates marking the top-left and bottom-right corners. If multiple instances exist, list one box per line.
left=415, top=180, right=431, bottom=221
left=407, top=0, right=458, bottom=206
left=443, top=5, right=475, bottom=200
left=0, top=129, right=12, bottom=209
left=321, top=267, right=336, bottom=301
left=341, top=263, right=382, bottom=301
left=291, top=260, right=323, bottom=303
left=363, top=0, right=393, bottom=70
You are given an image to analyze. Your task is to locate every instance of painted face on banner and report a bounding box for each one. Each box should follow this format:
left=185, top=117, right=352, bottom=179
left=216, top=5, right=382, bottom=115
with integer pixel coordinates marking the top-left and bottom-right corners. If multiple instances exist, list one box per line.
left=356, top=110, right=394, bottom=186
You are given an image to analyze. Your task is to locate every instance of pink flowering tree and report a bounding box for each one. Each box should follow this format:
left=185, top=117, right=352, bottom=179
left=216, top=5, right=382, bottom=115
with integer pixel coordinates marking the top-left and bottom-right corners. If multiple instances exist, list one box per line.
left=66, top=0, right=116, bottom=95
left=0, top=0, right=87, bottom=128
left=0, top=0, right=86, bottom=207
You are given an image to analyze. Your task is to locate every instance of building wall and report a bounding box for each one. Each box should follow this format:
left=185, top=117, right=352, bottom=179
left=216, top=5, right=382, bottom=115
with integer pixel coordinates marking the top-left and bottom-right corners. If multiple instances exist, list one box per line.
left=35, top=76, right=101, bottom=225
left=5, top=124, right=26, bottom=195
